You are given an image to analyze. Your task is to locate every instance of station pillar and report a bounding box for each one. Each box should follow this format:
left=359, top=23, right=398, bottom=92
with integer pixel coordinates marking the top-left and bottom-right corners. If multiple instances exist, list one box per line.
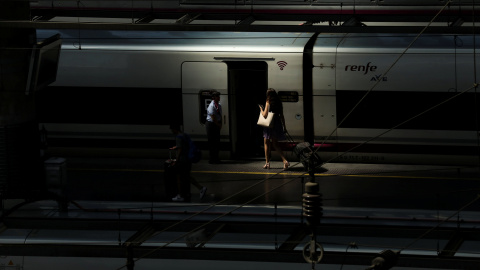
left=0, top=1, right=44, bottom=199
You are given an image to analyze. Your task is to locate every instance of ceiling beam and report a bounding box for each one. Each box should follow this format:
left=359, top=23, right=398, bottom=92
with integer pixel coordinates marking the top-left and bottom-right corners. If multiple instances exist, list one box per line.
left=1, top=20, right=479, bottom=34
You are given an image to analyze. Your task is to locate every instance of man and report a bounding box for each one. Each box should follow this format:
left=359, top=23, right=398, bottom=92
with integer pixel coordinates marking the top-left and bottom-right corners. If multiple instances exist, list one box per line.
left=169, top=124, right=207, bottom=202
left=169, top=124, right=191, bottom=202
left=205, top=91, right=222, bottom=164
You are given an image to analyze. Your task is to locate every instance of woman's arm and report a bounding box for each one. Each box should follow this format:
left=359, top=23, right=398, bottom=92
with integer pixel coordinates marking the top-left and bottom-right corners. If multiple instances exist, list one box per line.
left=260, top=102, right=270, bottom=118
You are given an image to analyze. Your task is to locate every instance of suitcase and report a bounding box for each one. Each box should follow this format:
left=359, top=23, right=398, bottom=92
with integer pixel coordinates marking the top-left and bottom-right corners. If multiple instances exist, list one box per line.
left=163, top=159, right=178, bottom=199
left=293, top=142, right=323, bottom=173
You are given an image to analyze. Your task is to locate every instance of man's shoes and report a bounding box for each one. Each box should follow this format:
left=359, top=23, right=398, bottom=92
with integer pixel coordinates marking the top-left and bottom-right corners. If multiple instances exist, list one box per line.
left=172, top=194, right=184, bottom=202
left=200, top=187, right=207, bottom=200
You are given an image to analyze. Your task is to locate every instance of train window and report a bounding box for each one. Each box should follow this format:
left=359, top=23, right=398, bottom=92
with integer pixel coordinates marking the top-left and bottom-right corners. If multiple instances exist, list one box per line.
left=278, top=91, right=298, bottom=103
left=199, top=90, right=214, bottom=125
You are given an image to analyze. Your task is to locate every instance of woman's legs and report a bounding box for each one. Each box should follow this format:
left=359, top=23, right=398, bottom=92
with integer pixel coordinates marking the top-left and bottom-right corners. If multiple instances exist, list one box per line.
left=264, top=138, right=271, bottom=167
left=264, top=137, right=289, bottom=169
left=271, top=138, right=289, bottom=167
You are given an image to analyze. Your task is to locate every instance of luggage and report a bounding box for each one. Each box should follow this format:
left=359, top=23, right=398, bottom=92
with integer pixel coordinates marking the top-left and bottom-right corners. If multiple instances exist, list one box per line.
left=293, top=142, right=323, bottom=173
left=163, top=152, right=191, bottom=202
left=285, top=131, right=323, bottom=172
left=163, top=158, right=178, bottom=199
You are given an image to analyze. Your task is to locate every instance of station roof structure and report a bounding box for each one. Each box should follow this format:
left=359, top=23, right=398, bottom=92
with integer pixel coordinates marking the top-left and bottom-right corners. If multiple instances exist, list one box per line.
left=1, top=0, right=480, bottom=33
left=2, top=1, right=480, bottom=270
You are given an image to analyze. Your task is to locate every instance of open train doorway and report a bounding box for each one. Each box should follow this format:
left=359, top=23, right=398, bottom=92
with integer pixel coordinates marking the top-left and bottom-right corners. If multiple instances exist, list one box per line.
left=227, top=61, right=268, bottom=158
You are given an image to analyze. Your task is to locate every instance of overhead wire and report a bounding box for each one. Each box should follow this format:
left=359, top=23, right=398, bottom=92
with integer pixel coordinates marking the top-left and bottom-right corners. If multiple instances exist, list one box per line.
left=58, top=1, right=478, bottom=245
left=306, top=0, right=480, bottom=265
left=312, top=0, right=479, bottom=166
left=0, top=4, right=470, bottom=270
left=322, top=0, right=453, bottom=138
left=111, top=156, right=480, bottom=270
left=111, top=188, right=480, bottom=270
left=400, top=194, right=480, bottom=252
left=113, top=5, right=480, bottom=261
left=325, top=0, right=480, bottom=263
left=68, top=154, right=477, bottom=270
left=27, top=0, right=480, bottom=267
left=114, top=167, right=307, bottom=270
left=325, top=83, right=478, bottom=163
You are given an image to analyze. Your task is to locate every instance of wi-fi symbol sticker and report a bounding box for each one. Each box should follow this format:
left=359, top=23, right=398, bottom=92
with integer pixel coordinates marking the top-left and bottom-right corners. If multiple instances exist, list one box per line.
left=277, top=61, right=287, bottom=70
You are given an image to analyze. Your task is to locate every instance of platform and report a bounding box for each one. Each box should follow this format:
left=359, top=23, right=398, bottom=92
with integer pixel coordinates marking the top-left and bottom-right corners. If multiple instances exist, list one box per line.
left=60, top=157, right=480, bottom=210
left=1, top=157, right=480, bottom=270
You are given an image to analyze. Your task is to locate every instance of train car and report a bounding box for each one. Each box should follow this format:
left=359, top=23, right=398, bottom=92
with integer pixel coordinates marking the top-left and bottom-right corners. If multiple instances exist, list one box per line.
left=35, top=30, right=480, bottom=165
left=313, top=33, right=480, bottom=165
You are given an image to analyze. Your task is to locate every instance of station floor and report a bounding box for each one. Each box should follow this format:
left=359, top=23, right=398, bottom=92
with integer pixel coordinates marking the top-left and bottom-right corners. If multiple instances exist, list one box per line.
left=2, top=156, right=480, bottom=270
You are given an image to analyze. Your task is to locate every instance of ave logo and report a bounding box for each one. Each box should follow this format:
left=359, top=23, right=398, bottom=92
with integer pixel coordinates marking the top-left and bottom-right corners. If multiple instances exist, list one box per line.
left=371, top=74, right=388, bottom=82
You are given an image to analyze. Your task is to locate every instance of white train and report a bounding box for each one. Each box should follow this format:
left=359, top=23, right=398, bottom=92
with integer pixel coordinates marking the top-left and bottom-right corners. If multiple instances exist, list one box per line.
left=36, top=29, right=480, bottom=165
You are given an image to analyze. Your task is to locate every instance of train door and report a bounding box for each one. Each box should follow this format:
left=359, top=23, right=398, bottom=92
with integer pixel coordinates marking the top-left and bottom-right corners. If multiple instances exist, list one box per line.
left=181, top=61, right=229, bottom=138
left=227, top=61, right=267, bottom=158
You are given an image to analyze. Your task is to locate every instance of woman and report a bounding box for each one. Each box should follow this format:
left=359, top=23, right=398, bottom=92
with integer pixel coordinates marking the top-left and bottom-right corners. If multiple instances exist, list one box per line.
left=259, top=88, right=289, bottom=169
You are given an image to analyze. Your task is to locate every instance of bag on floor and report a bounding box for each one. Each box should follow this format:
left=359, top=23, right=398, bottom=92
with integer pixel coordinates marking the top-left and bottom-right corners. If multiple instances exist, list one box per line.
left=293, top=142, right=323, bottom=172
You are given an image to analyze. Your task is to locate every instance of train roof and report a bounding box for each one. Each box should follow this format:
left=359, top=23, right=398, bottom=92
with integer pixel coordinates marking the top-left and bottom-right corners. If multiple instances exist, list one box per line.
left=37, top=30, right=480, bottom=54
left=37, top=30, right=314, bottom=52
left=314, top=33, right=480, bottom=53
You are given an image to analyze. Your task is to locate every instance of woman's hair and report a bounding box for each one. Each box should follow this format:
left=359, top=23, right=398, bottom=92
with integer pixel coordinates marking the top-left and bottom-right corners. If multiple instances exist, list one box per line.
left=266, top=88, right=283, bottom=113
left=266, top=88, right=276, bottom=101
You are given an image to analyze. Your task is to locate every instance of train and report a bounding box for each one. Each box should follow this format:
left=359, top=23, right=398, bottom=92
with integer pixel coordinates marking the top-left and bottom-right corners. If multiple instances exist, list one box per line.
left=35, top=29, right=480, bottom=165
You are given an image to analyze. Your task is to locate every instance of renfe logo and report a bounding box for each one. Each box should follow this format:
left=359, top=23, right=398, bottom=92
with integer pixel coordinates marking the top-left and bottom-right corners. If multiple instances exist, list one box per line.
left=344, top=62, right=377, bottom=75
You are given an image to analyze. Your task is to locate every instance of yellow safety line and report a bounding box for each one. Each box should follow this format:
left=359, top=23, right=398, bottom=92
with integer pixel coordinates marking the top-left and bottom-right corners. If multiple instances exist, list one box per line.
left=67, top=168, right=479, bottom=181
